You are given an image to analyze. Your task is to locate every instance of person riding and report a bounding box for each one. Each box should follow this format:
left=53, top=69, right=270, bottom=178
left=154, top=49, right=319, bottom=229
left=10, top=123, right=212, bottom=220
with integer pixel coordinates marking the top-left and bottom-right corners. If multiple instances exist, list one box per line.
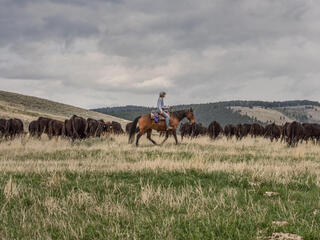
left=157, top=91, right=172, bottom=130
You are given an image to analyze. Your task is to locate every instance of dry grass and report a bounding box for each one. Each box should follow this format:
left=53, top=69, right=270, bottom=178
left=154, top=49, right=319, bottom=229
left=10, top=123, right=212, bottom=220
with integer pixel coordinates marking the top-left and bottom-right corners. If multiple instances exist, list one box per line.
left=1, top=135, right=320, bottom=184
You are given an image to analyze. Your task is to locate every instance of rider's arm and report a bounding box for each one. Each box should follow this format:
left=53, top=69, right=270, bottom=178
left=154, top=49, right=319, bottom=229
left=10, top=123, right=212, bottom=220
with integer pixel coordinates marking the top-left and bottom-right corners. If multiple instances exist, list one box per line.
left=157, top=98, right=163, bottom=113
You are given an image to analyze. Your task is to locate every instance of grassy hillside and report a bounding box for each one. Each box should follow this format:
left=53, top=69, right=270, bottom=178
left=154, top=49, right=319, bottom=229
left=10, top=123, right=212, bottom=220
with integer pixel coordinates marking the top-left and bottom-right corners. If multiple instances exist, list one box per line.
left=231, top=106, right=295, bottom=125
left=93, top=100, right=320, bottom=126
left=0, top=90, right=129, bottom=128
left=0, top=135, right=318, bottom=239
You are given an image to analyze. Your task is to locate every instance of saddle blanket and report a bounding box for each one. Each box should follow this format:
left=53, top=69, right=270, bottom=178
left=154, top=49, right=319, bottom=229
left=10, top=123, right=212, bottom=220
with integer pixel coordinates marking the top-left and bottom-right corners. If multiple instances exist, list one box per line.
left=150, top=111, right=168, bottom=123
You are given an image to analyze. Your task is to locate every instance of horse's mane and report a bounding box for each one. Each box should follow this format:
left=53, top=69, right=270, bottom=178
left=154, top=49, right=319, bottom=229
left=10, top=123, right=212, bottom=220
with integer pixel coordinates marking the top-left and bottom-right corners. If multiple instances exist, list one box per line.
left=170, top=109, right=187, bottom=120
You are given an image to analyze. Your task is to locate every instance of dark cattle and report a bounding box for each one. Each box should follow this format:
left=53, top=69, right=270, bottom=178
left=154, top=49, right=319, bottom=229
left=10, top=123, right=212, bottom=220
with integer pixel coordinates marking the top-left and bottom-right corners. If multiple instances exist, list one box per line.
left=85, top=118, right=105, bottom=138
left=48, top=120, right=64, bottom=139
left=281, top=122, right=291, bottom=143
left=70, top=115, right=87, bottom=140
left=28, top=120, right=40, bottom=137
left=8, top=118, right=24, bottom=138
left=236, top=123, right=252, bottom=139
left=38, top=117, right=52, bottom=137
left=126, top=122, right=139, bottom=134
left=208, top=121, right=223, bottom=139
left=224, top=124, right=236, bottom=139
left=62, top=119, right=73, bottom=138
left=180, top=123, right=193, bottom=140
left=302, top=123, right=320, bottom=143
left=249, top=123, right=264, bottom=137
left=111, top=121, right=124, bottom=134
left=191, top=123, right=207, bottom=138
left=287, top=121, right=305, bottom=146
left=0, top=119, right=9, bottom=138
left=264, top=123, right=281, bottom=142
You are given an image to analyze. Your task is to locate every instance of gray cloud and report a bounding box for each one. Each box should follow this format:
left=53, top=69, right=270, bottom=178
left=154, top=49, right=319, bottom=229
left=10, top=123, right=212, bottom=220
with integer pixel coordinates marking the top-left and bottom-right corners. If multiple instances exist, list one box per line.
left=0, top=0, right=319, bottom=108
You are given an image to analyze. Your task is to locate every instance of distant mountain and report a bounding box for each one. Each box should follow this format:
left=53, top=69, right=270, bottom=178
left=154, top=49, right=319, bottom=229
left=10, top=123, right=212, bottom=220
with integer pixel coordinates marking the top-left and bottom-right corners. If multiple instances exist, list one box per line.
left=0, top=90, right=129, bottom=129
left=93, top=100, right=320, bottom=127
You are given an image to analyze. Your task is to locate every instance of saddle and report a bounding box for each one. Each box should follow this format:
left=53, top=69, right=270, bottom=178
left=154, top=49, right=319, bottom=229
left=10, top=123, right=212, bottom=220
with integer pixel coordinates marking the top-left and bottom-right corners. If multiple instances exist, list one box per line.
left=150, top=111, right=169, bottom=123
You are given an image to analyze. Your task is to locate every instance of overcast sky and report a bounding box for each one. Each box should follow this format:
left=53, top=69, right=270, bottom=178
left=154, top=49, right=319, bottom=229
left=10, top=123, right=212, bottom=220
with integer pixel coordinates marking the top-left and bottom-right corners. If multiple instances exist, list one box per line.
left=0, top=0, right=319, bottom=108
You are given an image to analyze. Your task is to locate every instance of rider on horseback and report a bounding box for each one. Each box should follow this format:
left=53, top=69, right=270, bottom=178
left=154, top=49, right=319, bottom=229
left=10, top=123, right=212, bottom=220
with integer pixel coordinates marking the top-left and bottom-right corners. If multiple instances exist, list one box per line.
left=157, top=91, right=172, bottom=130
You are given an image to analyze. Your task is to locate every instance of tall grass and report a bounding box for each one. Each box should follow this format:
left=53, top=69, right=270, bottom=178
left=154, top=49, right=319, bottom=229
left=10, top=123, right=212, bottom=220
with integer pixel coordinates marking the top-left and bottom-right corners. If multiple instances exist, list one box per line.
left=0, top=135, right=319, bottom=239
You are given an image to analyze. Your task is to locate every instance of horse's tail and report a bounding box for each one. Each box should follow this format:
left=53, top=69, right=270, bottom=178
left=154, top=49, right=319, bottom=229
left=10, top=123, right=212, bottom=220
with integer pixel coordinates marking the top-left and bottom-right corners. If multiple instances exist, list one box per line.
left=129, top=116, right=141, bottom=144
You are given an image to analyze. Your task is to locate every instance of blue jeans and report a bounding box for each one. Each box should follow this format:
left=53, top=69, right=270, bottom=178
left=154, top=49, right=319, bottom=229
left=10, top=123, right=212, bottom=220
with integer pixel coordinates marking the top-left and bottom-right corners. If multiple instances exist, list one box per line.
left=161, top=112, right=170, bottom=128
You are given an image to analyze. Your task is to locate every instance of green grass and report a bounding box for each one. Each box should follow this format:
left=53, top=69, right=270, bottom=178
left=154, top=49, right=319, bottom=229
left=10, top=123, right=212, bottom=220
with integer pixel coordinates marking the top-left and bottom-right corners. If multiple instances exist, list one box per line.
left=0, top=136, right=320, bottom=239
left=0, top=171, right=319, bottom=239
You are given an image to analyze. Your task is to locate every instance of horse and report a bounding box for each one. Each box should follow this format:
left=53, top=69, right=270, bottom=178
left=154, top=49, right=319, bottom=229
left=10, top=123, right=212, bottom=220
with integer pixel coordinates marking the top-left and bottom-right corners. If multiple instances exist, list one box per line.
left=128, top=108, right=195, bottom=146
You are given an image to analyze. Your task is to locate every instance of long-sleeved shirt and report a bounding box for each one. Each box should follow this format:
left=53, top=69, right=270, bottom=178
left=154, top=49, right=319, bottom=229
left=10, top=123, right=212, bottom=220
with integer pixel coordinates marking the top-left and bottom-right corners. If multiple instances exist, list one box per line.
left=157, top=97, right=169, bottom=113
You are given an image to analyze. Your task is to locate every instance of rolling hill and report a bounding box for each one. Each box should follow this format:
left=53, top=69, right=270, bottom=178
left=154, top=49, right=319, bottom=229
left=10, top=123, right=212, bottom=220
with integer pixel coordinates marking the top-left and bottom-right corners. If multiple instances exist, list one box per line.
left=0, top=90, right=129, bottom=129
left=93, top=100, right=320, bottom=127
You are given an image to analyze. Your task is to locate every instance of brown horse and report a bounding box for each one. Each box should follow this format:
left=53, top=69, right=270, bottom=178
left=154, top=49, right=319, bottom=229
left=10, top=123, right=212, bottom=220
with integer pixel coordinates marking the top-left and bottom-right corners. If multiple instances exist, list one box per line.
left=129, top=108, right=195, bottom=146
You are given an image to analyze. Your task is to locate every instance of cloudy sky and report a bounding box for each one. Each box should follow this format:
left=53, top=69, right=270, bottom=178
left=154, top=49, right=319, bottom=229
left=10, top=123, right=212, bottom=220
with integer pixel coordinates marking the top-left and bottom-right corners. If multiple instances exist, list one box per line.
left=0, top=0, right=319, bottom=108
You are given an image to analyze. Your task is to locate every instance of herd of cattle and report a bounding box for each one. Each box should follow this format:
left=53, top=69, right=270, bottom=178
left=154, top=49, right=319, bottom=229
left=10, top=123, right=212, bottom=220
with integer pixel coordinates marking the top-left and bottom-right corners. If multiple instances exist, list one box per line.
left=1, top=116, right=320, bottom=146
left=179, top=121, right=320, bottom=146
left=0, top=115, right=124, bottom=140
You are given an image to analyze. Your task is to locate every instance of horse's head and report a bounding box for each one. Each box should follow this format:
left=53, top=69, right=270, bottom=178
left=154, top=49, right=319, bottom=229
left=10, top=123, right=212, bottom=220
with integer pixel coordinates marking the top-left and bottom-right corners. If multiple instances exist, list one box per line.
left=186, top=108, right=195, bottom=124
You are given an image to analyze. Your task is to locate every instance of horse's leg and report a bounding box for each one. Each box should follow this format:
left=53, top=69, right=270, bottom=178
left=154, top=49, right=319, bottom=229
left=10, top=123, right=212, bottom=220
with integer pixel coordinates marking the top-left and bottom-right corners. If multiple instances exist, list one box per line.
left=147, top=129, right=157, bottom=145
left=160, top=131, right=169, bottom=145
left=136, top=132, right=142, bottom=146
left=173, top=131, right=178, bottom=145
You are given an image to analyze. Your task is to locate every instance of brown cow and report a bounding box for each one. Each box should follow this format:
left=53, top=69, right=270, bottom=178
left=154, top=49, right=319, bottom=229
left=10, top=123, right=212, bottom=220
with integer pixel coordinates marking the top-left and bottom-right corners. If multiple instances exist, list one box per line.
left=281, top=122, right=291, bottom=143
left=126, top=122, right=139, bottom=135
left=0, top=119, right=9, bottom=138
left=111, top=121, right=124, bottom=135
left=85, top=118, right=105, bottom=137
left=38, top=117, right=52, bottom=137
left=48, top=120, right=64, bottom=139
left=29, top=120, right=40, bottom=138
left=249, top=123, right=264, bottom=138
left=180, top=122, right=193, bottom=140
left=302, top=123, right=320, bottom=143
left=62, top=119, right=73, bottom=138
left=8, top=118, right=24, bottom=138
left=208, top=121, right=223, bottom=139
left=235, top=124, right=251, bottom=140
left=264, top=123, right=281, bottom=142
left=287, top=121, right=304, bottom=146
left=224, top=124, right=236, bottom=139
left=70, top=115, right=87, bottom=140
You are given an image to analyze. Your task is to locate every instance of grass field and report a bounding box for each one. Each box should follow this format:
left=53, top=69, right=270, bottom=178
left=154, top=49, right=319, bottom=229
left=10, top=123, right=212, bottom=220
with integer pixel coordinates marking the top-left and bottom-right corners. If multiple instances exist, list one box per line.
left=0, top=135, right=319, bottom=239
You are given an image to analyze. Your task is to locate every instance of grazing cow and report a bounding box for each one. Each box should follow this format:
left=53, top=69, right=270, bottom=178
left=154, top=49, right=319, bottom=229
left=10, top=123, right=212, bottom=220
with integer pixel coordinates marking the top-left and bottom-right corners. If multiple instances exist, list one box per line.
left=126, top=122, right=139, bottom=134
left=287, top=121, right=305, bottom=146
left=0, top=119, right=9, bottom=138
left=302, top=123, right=320, bottom=143
left=29, top=120, right=40, bottom=138
left=8, top=118, right=24, bottom=138
left=236, top=123, right=252, bottom=139
left=208, top=121, right=223, bottom=139
left=70, top=115, right=87, bottom=140
left=111, top=121, right=124, bottom=134
left=62, top=119, right=73, bottom=138
left=224, top=124, right=237, bottom=139
left=249, top=123, right=264, bottom=138
left=38, top=117, right=52, bottom=137
left=85, top=118, right=105, bottom=138
left=281, top=122, right=291, bottom=143
left=180, top=122, right=193, bottom=140
left=48, top=120, right=64, bottom=139
left=264, top=123, right=281, bottom=142
left=191, top=123, right=207, bottom=138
